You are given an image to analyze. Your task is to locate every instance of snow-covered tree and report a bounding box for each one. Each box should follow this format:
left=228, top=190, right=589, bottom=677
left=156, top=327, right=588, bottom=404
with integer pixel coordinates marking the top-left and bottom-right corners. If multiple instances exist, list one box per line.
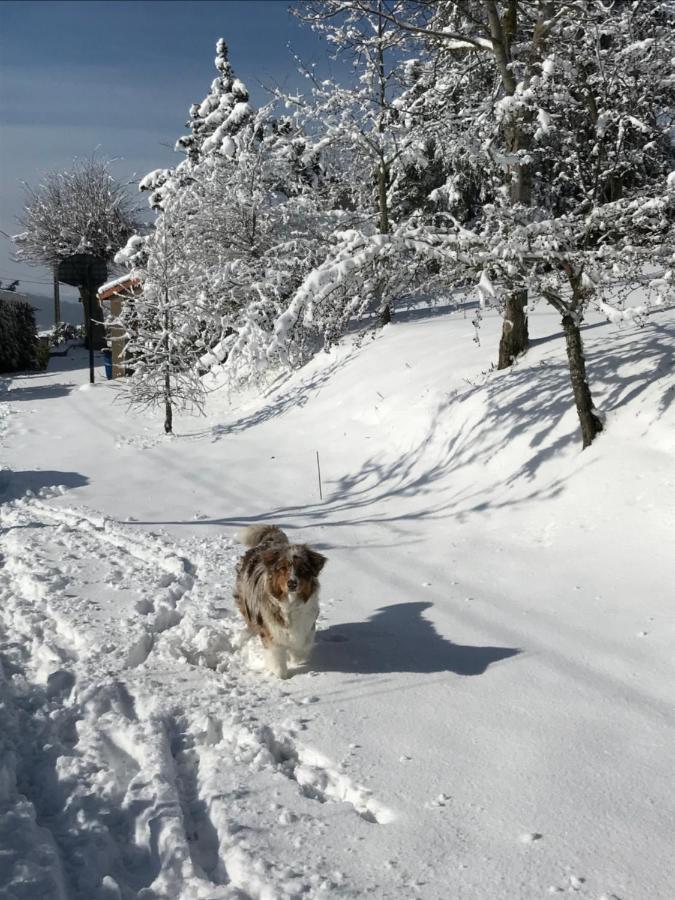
left=13, top=157, right=139, bottom=342
left=233, top=0, right=460, bottom=375
left=119, top=206, right=206, bottom=434
left=188, top=106, right=336, bottom=384
left=376, top=0, right=675, bottom=445
left=287, top=1, right=447, bottom=324
left=138, top=39, right=254, bottom=211
left=287, top=1, right=674, bottom=446
left=121, top=39, right=331, bottom=388
left=13, top=157, right=138, bottom=266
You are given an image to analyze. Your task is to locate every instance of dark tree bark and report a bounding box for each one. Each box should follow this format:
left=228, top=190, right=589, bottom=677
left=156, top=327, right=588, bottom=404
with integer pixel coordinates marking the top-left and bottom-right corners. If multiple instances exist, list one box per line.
left=376, top=161, right=392, bottom=326
left=484, top=0, right=531, bottom=367
left=561, top=313, right=603, bottom=448
left=497, top=289, right=529, bottom=369
left=374, top=5, right=392, bottom=328
left=163, top=298, right=173, bottom=434
left=379, top=303, right=392, bottom=325
left=164, top=370, right=173, bottom=434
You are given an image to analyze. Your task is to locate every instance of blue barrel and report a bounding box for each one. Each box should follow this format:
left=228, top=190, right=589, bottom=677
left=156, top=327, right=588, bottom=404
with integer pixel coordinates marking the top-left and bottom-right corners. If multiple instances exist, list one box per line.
left=101, top=348, right=113, bottom=380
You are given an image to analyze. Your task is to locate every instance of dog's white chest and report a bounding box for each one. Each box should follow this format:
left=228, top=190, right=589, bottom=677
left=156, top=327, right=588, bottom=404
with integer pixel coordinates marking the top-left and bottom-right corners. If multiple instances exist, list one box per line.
left=286, top=592, right=319, bottom=641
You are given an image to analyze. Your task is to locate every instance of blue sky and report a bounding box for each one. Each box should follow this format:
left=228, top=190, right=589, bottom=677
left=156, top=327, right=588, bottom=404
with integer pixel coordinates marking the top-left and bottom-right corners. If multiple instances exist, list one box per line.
left=0, top=0, right=332, bottom=323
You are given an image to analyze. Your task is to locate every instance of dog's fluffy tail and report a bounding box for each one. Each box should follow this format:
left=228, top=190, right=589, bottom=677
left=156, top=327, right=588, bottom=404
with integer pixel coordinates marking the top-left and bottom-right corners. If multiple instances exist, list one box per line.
left=238, top=524, right=287, bottom=547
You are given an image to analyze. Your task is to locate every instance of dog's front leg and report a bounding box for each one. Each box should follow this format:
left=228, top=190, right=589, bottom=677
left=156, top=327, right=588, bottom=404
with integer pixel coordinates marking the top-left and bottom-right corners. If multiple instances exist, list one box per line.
left=265, top=644, right=289, bottom=679
left=289, top=640, right=313, bottom=666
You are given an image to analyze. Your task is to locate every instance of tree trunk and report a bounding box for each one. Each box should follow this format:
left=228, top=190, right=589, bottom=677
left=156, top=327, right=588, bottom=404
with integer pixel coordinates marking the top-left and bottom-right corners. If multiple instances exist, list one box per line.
left=561, top=313, right=603, bottom=448
left=376, top=160, right=391, bottom=326
left=164, top=370, right=173, bottom=434
left=497, top=290, right=528, bottom=369
left=374, top=9, right=391, bottom=329
left=484, top=1, right=531, bottom=368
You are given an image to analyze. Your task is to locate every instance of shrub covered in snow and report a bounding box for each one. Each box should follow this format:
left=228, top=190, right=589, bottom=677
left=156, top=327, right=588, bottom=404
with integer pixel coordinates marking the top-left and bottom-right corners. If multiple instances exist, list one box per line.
left=45, top=321, right=85, bottom=348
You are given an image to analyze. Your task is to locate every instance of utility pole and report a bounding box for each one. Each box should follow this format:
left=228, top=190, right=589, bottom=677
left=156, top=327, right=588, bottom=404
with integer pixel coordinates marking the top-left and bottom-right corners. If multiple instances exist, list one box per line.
left=53, top=265, right=61, bottom=326
left=87, top=284, right=95, bottom=384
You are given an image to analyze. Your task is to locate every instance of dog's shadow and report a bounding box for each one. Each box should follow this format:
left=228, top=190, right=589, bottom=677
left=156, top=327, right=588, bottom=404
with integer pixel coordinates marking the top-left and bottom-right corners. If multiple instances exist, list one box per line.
left=312, top=601, right=519, bottom=676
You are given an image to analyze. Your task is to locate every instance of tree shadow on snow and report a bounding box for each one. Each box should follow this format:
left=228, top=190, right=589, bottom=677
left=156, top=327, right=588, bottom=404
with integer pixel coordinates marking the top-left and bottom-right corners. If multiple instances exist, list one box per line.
left=210, top=352, right=361, bottom=437
left=312, top=601, right=519, bottom=676
left=0, top=469, right=88, bottom=504
left=0, top=381, right=76, bottom=401
left=135, top=319, right=673, bottom=534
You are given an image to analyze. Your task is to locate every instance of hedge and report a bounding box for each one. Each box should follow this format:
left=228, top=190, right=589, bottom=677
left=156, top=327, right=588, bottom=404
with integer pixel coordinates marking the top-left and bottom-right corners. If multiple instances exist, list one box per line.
left=0, top=297, right=38, bottom=372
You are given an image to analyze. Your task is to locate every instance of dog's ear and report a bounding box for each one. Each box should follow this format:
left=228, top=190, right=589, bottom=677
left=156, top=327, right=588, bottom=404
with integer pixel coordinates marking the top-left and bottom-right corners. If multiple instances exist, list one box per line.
left=305, top=548, right=327, bottom=576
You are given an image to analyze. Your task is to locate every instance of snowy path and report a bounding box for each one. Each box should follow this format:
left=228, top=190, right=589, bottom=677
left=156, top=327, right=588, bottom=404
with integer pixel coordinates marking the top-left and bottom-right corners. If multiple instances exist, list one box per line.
left=0, top=494, right=395, bottom=899
left=1, top=310, right=674, bottom=899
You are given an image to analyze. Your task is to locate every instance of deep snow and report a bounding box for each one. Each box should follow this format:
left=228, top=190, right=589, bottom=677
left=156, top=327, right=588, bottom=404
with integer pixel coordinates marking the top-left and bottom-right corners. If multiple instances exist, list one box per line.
left=1, top=302, right=673, bottom=900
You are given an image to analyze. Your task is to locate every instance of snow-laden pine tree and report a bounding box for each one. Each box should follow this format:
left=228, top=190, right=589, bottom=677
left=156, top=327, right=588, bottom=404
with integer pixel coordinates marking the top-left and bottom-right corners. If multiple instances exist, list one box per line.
left=184, top=108, right=333, bottom=385
left=118, top=204, right=206, bottom=434
left=120, top=39, right=330, bottom=388
left=138, top=39, right=254, bottom=211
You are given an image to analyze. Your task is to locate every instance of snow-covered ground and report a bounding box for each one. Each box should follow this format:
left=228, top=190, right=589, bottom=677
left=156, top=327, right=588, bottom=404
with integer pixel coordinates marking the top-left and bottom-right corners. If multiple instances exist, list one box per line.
left=1, top=304, right=673, bottom=900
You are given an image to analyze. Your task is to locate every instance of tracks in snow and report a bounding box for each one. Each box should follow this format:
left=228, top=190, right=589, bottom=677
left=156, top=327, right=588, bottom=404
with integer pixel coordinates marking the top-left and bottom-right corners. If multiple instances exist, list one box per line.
left=0, top=494, right=393, bottom=899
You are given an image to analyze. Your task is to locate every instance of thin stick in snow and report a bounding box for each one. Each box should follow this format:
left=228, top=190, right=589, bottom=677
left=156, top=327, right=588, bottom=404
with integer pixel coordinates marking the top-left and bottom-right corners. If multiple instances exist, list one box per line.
left=316, top=450, right=323, bottom=501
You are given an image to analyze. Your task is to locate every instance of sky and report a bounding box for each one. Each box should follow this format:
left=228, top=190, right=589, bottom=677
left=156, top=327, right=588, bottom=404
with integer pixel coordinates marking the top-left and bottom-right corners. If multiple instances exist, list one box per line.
left=0, top=0, right=332, bottom=324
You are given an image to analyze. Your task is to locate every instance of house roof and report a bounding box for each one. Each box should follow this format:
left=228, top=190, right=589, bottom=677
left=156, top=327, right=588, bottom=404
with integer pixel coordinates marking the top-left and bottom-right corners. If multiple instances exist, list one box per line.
left=97, top=274, right=142, bottom=301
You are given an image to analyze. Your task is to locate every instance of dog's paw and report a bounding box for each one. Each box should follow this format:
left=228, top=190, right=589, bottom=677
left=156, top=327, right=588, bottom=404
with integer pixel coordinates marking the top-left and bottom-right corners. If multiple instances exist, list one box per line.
left=289, top=653, right=310, bottom=667
left=265, top=647, right=289, bottom=679
left=268, top=661, right=289, bottom=679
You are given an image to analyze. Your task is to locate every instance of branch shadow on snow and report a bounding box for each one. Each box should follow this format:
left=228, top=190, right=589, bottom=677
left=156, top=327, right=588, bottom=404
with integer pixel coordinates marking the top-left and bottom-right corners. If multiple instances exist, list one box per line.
left=392, top=298, right=480, bottom=325
left=209, top=350, right=363, bottom=437
left=138, top=319, right=673, bottom=534
left=293, top=320, right=673, bottom=522
left=210, top=299, right=478, bottom=438
left=312, top=601, right=519, bottom=676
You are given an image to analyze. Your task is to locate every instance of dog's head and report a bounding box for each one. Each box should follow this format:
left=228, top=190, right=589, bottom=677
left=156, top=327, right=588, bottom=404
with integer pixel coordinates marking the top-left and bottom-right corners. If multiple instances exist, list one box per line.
left=263, top=544, right=326, bottom=602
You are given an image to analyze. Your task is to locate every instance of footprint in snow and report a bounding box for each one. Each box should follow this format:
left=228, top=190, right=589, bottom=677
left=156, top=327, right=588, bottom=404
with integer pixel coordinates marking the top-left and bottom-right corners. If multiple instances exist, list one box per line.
left=548, top=875, right=586, bottom=894
left=519, top=832, right=543, bottom=844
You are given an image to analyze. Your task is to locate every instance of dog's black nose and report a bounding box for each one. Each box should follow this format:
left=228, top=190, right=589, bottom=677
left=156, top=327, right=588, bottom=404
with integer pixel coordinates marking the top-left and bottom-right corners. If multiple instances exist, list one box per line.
left=288, top=578, right=298, bottom=591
